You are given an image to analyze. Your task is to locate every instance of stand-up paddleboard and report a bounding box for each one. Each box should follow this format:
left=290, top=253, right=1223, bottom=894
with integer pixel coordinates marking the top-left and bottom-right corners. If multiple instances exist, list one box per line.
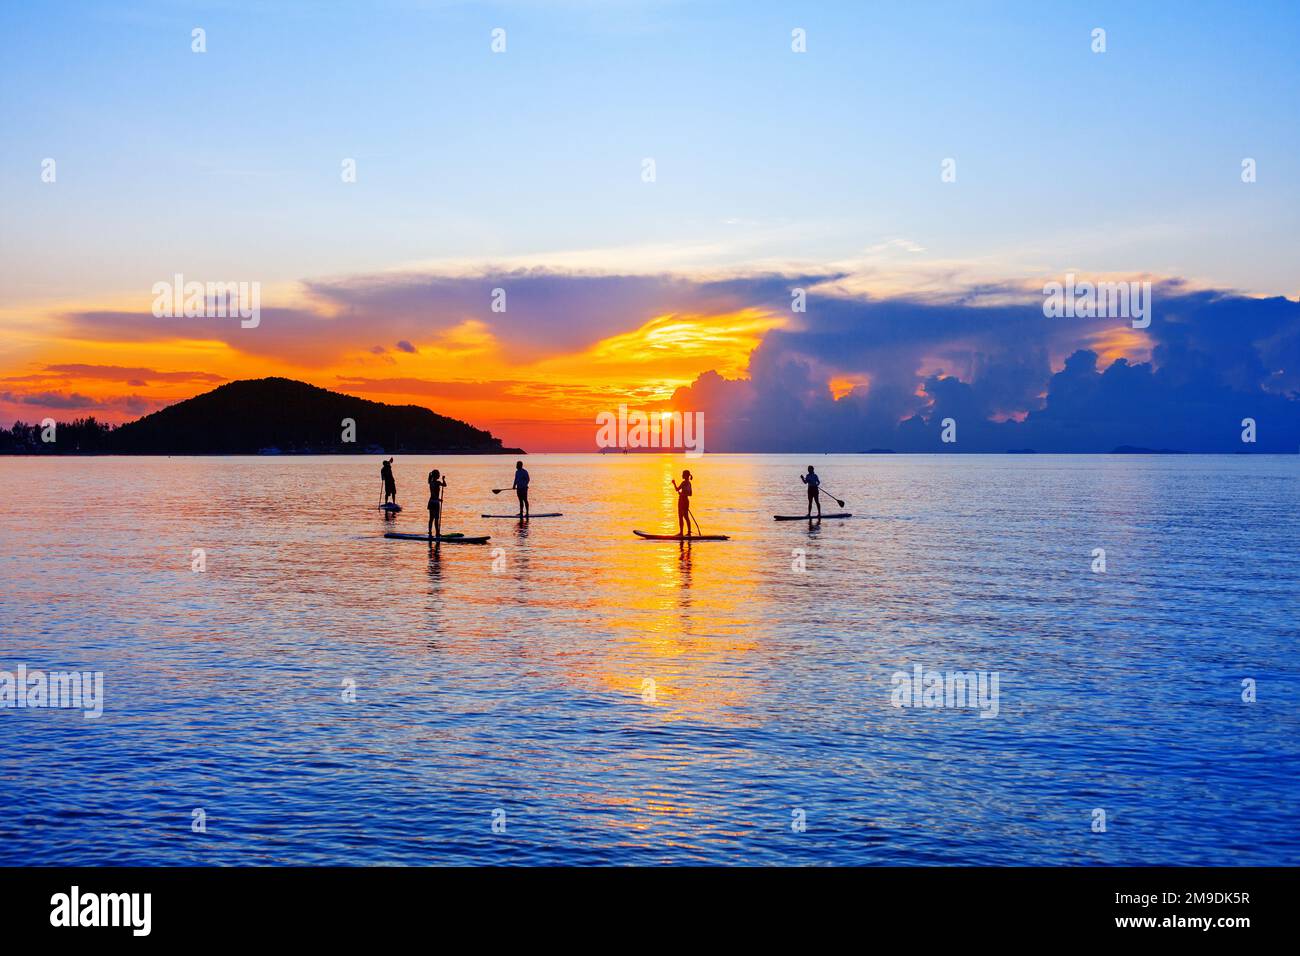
left=633, top=530, right=730, bottom=541
left=773, top=512, right=852, bottom=520
left=378, top=503, right=403, bottom=512
left=384, top=532, right=489, bottom=544
left=480, top=513, right=563, bottom=518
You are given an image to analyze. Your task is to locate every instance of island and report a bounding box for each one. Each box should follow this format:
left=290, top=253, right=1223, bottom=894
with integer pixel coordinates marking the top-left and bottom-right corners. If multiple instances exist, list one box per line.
left=0, top=377, right=523, bottom=455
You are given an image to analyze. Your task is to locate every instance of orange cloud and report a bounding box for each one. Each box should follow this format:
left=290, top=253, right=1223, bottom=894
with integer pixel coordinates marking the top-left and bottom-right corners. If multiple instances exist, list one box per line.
left=1084, top=326, right=1153, bottom=366
left=828, top=374, right=871, bottom=400
left=536, top=308, right=786, bottom=399
left=326, top=309, right=788, bottom=449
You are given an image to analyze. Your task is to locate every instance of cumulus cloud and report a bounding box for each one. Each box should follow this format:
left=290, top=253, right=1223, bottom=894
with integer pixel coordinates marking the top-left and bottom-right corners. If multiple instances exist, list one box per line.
left=671, top=284, right=1300, bottom=453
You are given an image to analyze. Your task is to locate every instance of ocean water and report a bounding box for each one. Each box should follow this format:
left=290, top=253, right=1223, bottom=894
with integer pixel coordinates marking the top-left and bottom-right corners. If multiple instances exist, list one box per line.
left=1, top=453, right=1297, bottom=866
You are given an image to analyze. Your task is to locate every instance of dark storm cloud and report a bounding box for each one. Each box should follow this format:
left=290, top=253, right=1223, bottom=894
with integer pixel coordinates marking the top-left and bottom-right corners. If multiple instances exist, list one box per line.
left=673, top=285, right=1300, bottom=453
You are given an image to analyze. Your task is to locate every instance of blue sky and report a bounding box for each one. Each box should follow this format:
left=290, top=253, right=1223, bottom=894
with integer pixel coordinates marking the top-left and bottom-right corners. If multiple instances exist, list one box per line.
left=2, top=0, right=1298, bottom=303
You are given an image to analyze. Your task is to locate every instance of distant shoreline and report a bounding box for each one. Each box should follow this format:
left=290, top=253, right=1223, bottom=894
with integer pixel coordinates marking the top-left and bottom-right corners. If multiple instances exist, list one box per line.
left=2, top=450, right=1291, bottom=458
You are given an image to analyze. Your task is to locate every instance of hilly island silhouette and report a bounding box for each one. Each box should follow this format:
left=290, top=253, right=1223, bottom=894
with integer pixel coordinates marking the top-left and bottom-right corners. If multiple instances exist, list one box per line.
left=0, top=378, right=523, bottom=455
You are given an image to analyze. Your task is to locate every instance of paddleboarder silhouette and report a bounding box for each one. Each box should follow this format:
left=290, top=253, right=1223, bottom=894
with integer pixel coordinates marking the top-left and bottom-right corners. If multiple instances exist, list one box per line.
left=671, top=469, right=693, bottom=537
left=801, top=465, right=822, bottom=518
left=512, top=461, right=530, bottom=518
left=426, top=469, right=447, bottom=541
left=381, top=457, right=397, bottom=505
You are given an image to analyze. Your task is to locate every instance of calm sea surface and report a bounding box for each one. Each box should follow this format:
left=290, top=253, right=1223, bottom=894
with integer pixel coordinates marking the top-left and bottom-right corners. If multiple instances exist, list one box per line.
left=1, top=454, right=1297, bottom=865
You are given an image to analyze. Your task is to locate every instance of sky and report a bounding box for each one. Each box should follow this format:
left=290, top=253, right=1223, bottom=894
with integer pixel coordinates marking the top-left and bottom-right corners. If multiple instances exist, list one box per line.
left=1, top=0, right=1297, bottom=451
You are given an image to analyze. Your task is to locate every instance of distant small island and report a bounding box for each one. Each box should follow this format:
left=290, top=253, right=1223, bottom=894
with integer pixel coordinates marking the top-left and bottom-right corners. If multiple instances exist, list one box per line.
left=1110, top=445, right=1186, bottom=455
left=0, top=377, right=523, bottom=455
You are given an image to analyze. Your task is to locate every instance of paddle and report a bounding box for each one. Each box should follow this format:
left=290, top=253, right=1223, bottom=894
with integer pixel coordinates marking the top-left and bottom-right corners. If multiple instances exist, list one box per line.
left=815, top=483, right=846, bottom=508
left=492, top=485, right=527, bottom=521
left=435, top=483, right=445, bottom=543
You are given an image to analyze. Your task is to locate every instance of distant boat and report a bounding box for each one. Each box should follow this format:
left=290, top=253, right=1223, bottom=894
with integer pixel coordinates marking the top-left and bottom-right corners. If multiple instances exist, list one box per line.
left=258, top=446, right=282, bottom=455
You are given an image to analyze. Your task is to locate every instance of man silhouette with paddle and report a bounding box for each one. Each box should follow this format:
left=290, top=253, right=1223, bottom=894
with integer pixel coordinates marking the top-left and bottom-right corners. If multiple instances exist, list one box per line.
left=511, top=461, right=530, bottom=519
left=801, top=465, right=822, bottom=518
left=380, top=457, right=397, bottom=506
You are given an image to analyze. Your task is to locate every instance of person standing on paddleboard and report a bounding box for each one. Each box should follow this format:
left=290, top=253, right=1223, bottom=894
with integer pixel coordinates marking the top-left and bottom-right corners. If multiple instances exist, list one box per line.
left=427, top=469, right=447, bottom=540
left=381, top=457, right=397, bottom=506
left=511, top=460, right=530, bottom=518
left=801, top=465, right=822, bottom=518
left=671, top=469, right=693, bottom=537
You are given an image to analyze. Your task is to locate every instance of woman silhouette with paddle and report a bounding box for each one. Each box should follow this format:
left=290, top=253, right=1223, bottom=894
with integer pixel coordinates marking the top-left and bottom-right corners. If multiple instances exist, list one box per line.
left=426, top=469, right=447, bottom=541
left=671, top=469, right=694, bottom=538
